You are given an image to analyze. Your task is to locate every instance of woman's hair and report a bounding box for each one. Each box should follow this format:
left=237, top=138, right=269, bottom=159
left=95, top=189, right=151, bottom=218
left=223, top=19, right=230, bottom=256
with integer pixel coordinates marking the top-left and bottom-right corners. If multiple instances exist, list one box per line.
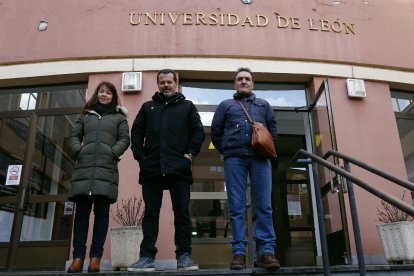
left=82, top=81, right=120, bottom=114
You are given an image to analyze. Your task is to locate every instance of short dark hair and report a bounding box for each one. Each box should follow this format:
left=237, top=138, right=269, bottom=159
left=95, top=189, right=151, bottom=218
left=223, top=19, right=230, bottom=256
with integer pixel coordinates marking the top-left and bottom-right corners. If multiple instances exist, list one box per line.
left=235, top=67, right=253, bottom=79
left=83, top=81, right=119, bottom=113
left=157, top=69, right=178, bottom=82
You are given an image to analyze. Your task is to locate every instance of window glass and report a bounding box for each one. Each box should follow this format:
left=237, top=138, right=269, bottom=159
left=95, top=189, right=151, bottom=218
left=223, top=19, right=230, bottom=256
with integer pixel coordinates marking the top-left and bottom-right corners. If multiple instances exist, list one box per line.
left=0, top=204, right=14, bottom=242
left=20, top=201, right=73, bottom=241
left=181, top=81, right=306, bottom=107
left=0, top=84, right=86, bottom=111
left=19, top=93, right=37, bottom=110
left=182, top=81, right=307, bottom=127
left=391, top=91, right=414, bottom=113
left=391, top=90, right=414, bottom=183
left=29, top=114, right=78, bottom=197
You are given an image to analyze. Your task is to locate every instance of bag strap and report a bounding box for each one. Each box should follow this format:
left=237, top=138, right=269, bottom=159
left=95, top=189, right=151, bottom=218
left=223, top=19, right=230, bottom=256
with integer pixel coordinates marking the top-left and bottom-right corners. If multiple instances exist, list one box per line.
left=236, top=100, right=255, bottom=125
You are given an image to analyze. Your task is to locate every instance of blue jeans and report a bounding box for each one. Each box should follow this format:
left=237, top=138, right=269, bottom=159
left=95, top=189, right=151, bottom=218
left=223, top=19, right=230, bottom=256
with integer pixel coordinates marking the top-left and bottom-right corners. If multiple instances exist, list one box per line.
left=72, top=196, right=110, bottom=258
left=224, top=156, right=276, bottom=256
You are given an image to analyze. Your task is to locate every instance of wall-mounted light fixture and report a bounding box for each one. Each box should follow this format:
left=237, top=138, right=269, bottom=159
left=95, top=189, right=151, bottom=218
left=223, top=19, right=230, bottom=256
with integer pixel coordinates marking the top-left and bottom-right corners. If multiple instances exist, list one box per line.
left=346, top=79, right=366, bottom=98
left=241, top=0, right=253, bottom=4
left=122, top=72, right=142, bottom=92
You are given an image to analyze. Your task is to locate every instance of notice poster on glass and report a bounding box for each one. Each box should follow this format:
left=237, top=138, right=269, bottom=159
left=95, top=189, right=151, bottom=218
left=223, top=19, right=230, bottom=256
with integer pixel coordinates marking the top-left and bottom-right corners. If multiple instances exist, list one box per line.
left=5, top=165, right=22, bottom=185
left=64, top=202, right=74, bottom=215
left=287, top=195, right=302, bottom=216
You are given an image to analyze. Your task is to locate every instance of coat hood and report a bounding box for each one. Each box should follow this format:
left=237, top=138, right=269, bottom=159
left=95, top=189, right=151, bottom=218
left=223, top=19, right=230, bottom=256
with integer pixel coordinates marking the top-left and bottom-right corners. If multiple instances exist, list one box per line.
left=116, top=105, right=129, bottom=117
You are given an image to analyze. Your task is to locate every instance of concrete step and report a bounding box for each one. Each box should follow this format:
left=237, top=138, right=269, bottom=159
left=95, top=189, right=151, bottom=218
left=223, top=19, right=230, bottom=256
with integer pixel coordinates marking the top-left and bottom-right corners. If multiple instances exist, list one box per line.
left=2, top=263, right=414, bottom=275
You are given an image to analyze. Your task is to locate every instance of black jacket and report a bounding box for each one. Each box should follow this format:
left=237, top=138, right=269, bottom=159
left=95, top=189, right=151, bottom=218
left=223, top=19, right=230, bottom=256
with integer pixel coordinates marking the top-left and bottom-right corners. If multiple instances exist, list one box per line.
left=131, top=92, right=205, bottom=184
left=68, top=105, right=130, bottom=203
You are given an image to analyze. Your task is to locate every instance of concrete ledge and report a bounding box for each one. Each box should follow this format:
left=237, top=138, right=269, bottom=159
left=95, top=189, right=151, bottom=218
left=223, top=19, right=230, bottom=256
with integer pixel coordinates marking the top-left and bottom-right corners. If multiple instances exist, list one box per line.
left=65, top=259, right=178, bottom=272
left=155, top=259, right=178, bottom=271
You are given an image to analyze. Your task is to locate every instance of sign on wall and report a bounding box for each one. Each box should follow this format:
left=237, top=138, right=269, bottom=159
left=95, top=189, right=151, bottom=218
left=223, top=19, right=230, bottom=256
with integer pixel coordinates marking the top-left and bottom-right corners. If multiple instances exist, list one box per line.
left=129, top=12, right=356, bottom=35
left=5, top=165, right=22, bottom=186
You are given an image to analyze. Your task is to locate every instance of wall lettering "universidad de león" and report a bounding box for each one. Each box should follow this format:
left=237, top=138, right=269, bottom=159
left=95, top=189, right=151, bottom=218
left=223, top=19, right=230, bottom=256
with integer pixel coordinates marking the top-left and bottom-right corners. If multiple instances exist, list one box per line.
left=129, top=12, right=356, bottom=35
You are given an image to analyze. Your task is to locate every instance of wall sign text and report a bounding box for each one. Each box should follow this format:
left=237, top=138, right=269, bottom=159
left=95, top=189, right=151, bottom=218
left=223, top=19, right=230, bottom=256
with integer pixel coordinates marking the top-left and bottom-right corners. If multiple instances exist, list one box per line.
left=129, top=12, right=356, bottom=35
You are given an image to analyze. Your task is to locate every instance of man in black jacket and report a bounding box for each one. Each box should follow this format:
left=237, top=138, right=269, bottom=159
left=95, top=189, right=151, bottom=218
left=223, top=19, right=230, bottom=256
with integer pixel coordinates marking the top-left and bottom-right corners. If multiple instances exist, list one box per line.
left=129, top=69, right=205, bottom=272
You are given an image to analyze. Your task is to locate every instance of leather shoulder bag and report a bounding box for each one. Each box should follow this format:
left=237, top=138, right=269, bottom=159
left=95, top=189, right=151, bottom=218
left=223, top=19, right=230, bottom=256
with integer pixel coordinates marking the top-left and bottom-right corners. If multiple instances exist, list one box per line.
left=236, top=100, right=277, bottom=159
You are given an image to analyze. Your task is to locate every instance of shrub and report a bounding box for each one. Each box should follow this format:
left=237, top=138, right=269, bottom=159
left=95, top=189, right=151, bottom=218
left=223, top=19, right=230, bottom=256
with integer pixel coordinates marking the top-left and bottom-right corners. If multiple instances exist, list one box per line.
left=111, top=196, right=145, bottom=226
left=376, top=191, right=414, bottom=223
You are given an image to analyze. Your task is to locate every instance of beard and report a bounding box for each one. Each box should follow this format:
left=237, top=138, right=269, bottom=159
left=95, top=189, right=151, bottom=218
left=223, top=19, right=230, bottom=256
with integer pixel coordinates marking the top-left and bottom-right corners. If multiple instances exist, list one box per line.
left=160, top=89, right=175, bottom=98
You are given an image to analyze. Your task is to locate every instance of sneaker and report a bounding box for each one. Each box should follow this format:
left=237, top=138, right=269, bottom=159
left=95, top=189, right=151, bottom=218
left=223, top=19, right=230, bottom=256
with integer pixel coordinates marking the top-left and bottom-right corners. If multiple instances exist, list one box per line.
left=230, top=254, right=246, bottom=269
left=261, top=253, right=280, bottom=270
left=177, top=253, right=199, bottom=271
left=127, top=257, right=155, bottom=272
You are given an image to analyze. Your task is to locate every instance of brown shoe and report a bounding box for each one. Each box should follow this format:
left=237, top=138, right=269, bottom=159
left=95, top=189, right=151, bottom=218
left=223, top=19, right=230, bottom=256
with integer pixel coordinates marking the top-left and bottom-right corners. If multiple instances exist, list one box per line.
left=261, top=253, right=280, bottom=270
left=230, top=254, right=246, bottom=269
left=68, top=258, right=84, bottom=273
left=87, top=257, right=101, bottom=273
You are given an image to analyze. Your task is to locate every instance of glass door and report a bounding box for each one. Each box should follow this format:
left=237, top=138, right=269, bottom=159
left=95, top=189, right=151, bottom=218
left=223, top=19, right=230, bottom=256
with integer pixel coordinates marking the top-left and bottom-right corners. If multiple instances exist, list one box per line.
left=0, top=84, right=86, bottom=271
left=0, top=115, right=30, bottom=270
left=308, top=80, right=351, bottom=265
left=189, top=123, right=231, bottom=267
left=181, top=81, right=318, bottom=267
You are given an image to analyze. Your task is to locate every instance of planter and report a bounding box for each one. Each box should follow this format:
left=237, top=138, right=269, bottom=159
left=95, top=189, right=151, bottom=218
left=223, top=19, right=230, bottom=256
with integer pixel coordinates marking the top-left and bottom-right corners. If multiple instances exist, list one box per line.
left=376, top=221, right=414, bottom=263
left=111, top=226, right=143, bottom=270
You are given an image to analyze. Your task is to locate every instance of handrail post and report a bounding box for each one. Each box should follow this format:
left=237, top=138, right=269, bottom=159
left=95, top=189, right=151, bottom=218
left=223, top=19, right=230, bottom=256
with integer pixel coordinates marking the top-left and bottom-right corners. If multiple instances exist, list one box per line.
left=311, top=160, right=331, bottom=276
left=343, top=161, right=366, bottom=276
left=246, top=182, right=254, bottom=268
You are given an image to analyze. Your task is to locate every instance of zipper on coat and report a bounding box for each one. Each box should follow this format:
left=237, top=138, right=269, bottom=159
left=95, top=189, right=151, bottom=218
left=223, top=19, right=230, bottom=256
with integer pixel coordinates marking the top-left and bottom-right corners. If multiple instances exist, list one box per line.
left=90, top=112, right=102, bottom=195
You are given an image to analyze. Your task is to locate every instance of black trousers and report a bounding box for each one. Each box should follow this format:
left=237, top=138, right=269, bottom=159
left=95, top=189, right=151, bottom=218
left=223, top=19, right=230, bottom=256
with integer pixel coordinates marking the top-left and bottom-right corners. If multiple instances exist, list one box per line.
left=140, top=174, right=192, bottom=259
left=72, top=196, right=110, bottom=258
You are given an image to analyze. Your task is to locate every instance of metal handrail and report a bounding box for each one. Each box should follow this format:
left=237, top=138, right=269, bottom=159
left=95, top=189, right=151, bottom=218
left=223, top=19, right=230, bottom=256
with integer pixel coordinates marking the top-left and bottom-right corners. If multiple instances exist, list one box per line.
left=293, top=149, right=414, bottom=276
left=323, top=149, right=414, bottom=192
left=293, top=149, right=414, bottom=216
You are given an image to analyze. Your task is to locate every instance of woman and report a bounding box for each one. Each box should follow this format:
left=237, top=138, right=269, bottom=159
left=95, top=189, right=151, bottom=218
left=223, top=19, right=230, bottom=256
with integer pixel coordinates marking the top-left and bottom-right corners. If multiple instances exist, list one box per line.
left=67, top=81, right=130, bottom=273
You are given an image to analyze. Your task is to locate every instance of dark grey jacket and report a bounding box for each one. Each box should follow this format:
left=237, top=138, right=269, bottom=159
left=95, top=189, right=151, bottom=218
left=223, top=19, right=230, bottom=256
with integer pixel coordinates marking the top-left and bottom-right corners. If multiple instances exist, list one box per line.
left=68, top=105, right=130, bottom=203
left=131, top=92, right=205, bottom=184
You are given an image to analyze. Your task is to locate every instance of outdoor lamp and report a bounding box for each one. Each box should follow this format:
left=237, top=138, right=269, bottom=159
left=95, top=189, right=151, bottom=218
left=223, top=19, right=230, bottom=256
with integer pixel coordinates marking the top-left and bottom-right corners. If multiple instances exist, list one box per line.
left=122, top=72, right=142, bottom=92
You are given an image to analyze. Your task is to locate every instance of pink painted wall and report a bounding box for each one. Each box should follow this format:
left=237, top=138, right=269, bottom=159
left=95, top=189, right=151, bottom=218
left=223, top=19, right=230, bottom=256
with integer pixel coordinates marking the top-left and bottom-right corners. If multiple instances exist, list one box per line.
left=78, top=72, right=175, bottom=261
left=323, top=77, right=410, bottom=255
left=0, top=0, right=413, bottom=70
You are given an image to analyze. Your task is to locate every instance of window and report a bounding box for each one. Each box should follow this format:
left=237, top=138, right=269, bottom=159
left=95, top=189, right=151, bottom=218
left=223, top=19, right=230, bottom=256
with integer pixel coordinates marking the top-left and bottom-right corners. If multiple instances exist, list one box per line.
left=0, top=84, right=86, bottom=112
left=19, top=93, right=37, bottom=110
left=181, top=81, right=306, bottom=127
left=391, top=90, right=414, bottom=183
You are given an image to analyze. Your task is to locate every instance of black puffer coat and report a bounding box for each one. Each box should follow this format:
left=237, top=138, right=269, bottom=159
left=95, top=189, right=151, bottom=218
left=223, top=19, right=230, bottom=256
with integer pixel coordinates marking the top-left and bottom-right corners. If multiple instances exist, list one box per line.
left=131, top=92, right=205, bottom=184
left=68, top=105, right=130, bottom=203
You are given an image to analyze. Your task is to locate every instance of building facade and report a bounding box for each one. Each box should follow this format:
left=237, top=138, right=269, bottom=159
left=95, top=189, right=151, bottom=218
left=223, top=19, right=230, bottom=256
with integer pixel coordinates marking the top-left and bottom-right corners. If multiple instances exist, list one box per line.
left=0, top=0, right=413, bottom=271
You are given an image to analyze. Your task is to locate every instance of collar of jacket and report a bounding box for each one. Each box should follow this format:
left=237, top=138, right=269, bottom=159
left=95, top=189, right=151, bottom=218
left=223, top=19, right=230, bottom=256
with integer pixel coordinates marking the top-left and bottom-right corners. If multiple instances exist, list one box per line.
left=153, top=92, right=185, bottom=104
left=233, top=92, right=256, bottom=101
left=85, top=105, right=128, bottom=117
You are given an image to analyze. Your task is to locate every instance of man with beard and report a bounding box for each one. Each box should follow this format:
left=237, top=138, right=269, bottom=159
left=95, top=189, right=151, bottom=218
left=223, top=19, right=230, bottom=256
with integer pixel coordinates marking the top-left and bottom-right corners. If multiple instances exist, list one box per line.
left=128, top=69, right=205, bottom=272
